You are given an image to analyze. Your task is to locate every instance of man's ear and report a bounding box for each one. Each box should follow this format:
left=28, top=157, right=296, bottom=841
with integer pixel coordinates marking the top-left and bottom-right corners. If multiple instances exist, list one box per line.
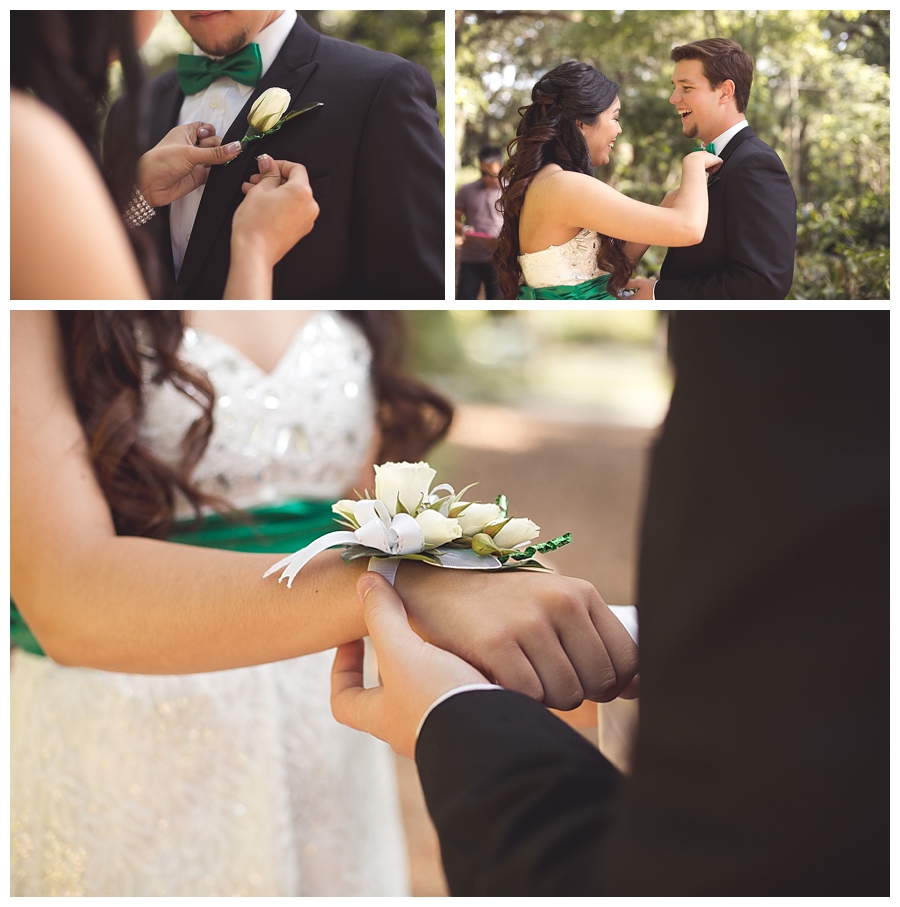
left=719, top=79, right=737, bottom=105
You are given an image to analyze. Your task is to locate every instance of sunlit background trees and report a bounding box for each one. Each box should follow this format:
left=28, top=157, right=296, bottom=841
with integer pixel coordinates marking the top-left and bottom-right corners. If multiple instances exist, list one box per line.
left=455, top=10, right=890, bottom=299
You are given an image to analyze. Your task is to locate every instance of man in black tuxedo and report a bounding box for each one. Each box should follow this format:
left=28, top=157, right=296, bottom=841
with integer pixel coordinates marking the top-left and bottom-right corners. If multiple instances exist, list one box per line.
left=111, top=10, right=443, bottom=299
left=633, top=39, right=796, bottom=299
left=331, top=312, right=888, bottom=895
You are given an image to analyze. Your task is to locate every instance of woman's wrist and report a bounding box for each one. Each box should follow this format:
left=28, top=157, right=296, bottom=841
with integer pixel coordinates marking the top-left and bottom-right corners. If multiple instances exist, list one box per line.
left=225, top=234, right=274, bottom=299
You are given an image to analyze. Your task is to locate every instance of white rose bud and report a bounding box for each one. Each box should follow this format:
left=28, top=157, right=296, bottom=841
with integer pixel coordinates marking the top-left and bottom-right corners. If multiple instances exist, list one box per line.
left=248, top=87, right=291, bottom=132
left=456, top=502, right=504, bottom=537
left=415, top=509, right=462, bottom=548
left=375, top=461, right=436, bottom=516
left=471, top=532, right=500, bottom=556
left=492, top=518, right=540, bottom=550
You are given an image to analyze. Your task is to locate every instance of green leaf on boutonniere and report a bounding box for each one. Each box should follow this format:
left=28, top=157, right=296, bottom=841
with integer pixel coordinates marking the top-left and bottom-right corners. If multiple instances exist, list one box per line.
left=226, top=101, right=324, bottom=163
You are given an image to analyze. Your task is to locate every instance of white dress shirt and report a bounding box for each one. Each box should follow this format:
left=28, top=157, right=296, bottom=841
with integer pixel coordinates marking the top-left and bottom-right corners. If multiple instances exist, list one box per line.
left=708, top=118, right=749, bottom=156
left=170, top=9, right=297, bottom=277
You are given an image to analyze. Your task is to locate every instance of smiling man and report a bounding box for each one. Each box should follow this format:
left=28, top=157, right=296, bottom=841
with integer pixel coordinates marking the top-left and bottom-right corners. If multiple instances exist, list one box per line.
left=639, top=38, right=796, bottom=299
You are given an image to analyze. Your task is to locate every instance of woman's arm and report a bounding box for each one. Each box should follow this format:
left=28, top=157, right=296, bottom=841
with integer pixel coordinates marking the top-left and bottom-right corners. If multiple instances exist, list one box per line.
left=621, top=189, right=679, bottom=266
left=11, top=312, right=637, bottom=706
left=11, top=92, right=147, bottom=300
left=525, top=152, right=718, bottom=250
left=11, top=311, right=370, bottom=672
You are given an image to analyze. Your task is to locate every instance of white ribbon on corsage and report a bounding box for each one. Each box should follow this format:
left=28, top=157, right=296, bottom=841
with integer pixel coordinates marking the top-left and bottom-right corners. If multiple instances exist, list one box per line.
left=263, top=502, right=504, bottom=588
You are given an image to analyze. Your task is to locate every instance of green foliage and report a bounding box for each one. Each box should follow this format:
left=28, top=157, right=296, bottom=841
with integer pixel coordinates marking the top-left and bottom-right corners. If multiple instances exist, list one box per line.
left=456, top=9, right=890, bottom=298
left=302, top=10, right=444, bottom=128
left=792, top=191, right=890, bottom=299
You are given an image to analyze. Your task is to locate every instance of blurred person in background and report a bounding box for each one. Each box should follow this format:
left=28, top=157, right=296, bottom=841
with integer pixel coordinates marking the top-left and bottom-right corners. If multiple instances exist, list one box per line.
left=455, top=145, right=504, bottom=299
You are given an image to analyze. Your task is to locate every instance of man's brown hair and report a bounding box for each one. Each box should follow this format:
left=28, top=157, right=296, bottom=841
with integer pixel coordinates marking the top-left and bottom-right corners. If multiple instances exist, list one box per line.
left=671, top=38, right=754, bottom=113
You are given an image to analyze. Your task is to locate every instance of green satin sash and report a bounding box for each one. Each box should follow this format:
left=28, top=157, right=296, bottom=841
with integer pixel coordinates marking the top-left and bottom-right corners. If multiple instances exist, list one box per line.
left=10, top=498, right=338, bottom=658
left=517, top=274, right=615, bottom=300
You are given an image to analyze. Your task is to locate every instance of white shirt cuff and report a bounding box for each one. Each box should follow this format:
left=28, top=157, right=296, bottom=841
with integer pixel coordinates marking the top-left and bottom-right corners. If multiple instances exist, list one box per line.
left=415, top=683, right=505, bottom=739
left=608, top=604, right=639, bottom=644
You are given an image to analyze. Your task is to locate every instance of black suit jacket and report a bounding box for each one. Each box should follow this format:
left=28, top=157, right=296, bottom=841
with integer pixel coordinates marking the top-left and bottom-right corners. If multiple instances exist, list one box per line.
left=656, top=128, right=797, bottom=299
left=113, top=15, right=444, bottom=299
left=415, top=313, right=888, bottom=895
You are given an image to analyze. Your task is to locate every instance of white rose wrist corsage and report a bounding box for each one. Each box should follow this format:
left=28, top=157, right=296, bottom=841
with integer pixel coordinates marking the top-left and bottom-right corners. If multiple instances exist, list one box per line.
left=264, top=461, right=571, bottom=587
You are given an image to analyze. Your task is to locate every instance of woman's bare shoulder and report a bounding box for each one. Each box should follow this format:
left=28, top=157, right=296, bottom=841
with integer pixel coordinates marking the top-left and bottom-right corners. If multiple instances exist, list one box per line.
left=11, top=90, right=146, bottom=300
left=12, top=90, right=89, bottom=159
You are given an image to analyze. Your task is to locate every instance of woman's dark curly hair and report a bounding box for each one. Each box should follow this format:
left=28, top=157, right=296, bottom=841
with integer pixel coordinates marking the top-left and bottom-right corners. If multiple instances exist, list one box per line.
left=56, top=312, right=453, bottom=540
left=493, top=61, right=633, bottom=299
left=11, top=11, right=162, bottom=295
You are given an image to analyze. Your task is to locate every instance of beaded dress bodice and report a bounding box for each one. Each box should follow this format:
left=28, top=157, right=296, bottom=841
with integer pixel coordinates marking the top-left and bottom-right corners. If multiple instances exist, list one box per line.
left=136, top=311, right=376, bottom=515
left=518, top=228, right=609, bottom=288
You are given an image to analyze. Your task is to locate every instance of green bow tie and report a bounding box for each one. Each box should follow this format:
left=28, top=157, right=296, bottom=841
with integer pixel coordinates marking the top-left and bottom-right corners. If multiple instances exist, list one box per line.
left=694, top=142, right=716, bottom=155
left=177, top=43, right=263, bottom=94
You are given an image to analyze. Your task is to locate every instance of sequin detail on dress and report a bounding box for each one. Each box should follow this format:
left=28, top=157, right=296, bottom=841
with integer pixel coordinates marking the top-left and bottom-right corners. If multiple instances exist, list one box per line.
left=518, top=228, right=610, bottom=288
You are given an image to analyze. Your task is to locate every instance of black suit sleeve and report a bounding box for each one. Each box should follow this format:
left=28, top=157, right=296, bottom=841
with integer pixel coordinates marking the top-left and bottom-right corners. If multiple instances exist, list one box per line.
left=656, top=148, right=796, bottom=299
left=415, top=689, right=622, bottom=896
left=351, top=58, right=444, bottom=299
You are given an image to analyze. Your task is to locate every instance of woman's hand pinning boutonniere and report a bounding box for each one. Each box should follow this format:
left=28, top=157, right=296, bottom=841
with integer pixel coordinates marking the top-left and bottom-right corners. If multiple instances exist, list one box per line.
left=226, top=87, right=323, bottom=163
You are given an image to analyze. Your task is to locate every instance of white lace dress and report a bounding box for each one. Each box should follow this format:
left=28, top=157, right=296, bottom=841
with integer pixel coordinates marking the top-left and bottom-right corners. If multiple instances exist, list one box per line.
left=10, top=312, right=410, bottom=896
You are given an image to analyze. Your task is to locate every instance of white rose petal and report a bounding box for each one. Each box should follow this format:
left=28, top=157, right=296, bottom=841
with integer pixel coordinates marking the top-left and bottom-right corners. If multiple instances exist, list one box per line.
left=492, top=518, right=540, bottom=549
left=249, top=87, right=291, bottom=132
left=375, top=461, right=436, bottom=517
left=457, top=502, right=504, bottom=537
left=414, top=510, right=463, bottom=548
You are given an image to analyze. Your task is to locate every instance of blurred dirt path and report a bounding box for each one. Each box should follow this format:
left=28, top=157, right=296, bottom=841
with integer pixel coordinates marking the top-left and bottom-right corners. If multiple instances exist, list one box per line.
left=397, top=404, right=659, bottom=895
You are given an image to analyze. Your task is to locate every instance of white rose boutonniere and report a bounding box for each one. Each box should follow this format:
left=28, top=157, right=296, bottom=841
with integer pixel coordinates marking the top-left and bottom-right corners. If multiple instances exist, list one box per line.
left=227, top=87, right=323, bottom=163
left=264, top=460, right=572, bottom=587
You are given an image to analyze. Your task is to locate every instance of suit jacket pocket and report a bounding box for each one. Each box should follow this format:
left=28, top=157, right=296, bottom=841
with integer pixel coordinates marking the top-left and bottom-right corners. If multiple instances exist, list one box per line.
left=310, top=175, right=331, bottom=199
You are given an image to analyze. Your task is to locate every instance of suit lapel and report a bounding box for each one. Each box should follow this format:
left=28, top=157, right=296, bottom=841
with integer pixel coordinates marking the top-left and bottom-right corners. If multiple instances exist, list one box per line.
left=717, top=125, right=756, bottom=166
left=145, top=72, right=184, bottom=289
left=177, top=16, right=323, bottom=295
left=706, top=126, right=756, bottom=192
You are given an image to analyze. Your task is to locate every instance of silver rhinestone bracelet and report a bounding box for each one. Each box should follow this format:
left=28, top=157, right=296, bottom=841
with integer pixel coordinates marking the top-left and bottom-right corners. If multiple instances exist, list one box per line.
left=124, top=186, right=156, bottom=228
